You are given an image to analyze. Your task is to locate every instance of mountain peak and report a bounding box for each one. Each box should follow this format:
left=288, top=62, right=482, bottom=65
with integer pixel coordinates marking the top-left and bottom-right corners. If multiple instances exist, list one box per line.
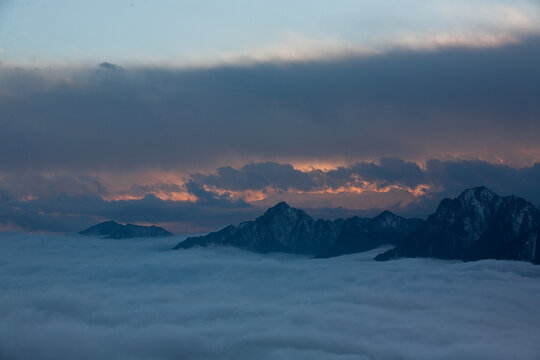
left=458, top=186, right=497, bottom=201
left=374, top=210, right=396, bottom=219
left=101, top=220, right=120, bottom=225
left=376, top=187, right=540, bottom=263
left=178, top=200, right=322, bottom=254
left=273, top=201, right=291, bottom=210
left=260, top=201, right=313, bottom=226
left=371, top=210, right=401, bottom=227
left=263, top=201, right=292, bottom=215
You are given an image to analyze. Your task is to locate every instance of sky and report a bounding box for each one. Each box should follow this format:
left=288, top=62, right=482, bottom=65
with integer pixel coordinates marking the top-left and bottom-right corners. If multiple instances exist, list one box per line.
left=1, top=0, right=540, bottom=233
left=1, top=234, right=540, bottom=360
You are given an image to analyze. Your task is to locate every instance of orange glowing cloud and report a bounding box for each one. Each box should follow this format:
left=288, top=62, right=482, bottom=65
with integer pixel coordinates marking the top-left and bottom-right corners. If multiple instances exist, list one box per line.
left=93, top=162, right=434, bottom=209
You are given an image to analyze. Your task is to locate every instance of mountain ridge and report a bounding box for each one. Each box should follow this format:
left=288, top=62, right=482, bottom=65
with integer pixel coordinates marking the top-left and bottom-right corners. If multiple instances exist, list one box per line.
left=79, top=221, right=173, bottom=239
left=375, top=186, right=540, bottom=264
left=174, top=202, right=423, bottom=256
left=174, top=186, right=539, bottom=264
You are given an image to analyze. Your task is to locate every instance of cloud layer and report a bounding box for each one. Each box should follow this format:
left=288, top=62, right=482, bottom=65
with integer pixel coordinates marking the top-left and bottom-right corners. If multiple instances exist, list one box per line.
left=0, top=234, right=539, bottom=360
left=0, top=158, right=539, bottom=234
left=1, top=33, right=539, bottom=234
left=1, top=37, right=540, bottom=174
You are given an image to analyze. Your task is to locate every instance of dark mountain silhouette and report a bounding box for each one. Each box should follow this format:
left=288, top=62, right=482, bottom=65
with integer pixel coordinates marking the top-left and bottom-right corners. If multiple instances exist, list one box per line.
left=175, top=202, right=335, bottom=254
left=79, top=221, right=172, bottom=239
left=174, top=202, right=422, bottom=256
left=375, top=187, right=540, bottom=264
left=174, top=187, right=540, bottom=264
left=314, top=211, right=424, bottom=258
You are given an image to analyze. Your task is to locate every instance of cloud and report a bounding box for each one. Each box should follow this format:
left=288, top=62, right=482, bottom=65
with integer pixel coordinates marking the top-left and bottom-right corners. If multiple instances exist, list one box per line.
left=0, top=34, right=539, bottom=234
left=190, top=158, right=540, bottom=207
left=424, top=159, right=540, bottom=201
left=0, top=158, right=538, bottom=234
left=0, top=37, right=539, bottom=174
left=191, top=32, right=382, bottom=67
left=0, top=172, right=106, bottom=199
left=328, top=158, right=427, bottom=189
left=199, top=2, right=540, bottom=67
left=191, top=162, right=324, bottom=192
left=0, top=234, right=539, bottom=360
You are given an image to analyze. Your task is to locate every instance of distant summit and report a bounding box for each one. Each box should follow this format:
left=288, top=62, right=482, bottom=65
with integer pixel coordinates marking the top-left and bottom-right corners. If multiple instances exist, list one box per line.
left=375, top=186, right=540, bottom=264
left=175, top=202, right=327, bottom=254
left=79, top=221, right=172, bottom=239
left=174, top=187, right=540, bottom=264
left=174, top=202, right=422, bottom=256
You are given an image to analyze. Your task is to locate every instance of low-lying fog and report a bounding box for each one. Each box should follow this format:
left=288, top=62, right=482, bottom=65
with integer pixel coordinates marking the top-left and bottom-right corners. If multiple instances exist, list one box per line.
left=1, top=233, right=539, bottom=360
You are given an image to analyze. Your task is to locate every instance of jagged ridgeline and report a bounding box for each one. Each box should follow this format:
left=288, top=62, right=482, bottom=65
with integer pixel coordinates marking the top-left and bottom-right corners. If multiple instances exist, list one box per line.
left=79, top=221, right=172, bottom=239
left=174, top=201, right=424, bottom=258
left=375, top=186, right=540, bottom=264
left=174, top=187, right=540, bottom=264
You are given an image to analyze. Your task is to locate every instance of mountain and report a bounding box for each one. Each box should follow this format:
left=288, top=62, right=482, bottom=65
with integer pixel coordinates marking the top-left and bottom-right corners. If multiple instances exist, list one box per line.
left=175, top=202, right=336, bottom=254
left=375, top=187, right=540, bottom=264
left=314, top=211, right=424, bottom=258
left=174, top=202, right=423, bottom=256
left=79, top=221, right=173, bottom=239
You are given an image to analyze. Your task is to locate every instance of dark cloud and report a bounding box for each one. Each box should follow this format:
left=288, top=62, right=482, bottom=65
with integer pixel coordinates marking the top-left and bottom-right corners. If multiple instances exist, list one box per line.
left=0, top=159, right=538, bottom=234
left=0, top=38, right=539, bottom=172
left=1, top=235, right=539, bottom=360
left=1, top=38, right=539, bottom=233
left=188, top=158, right=540, bottom=220
left=191, top=158, right=540, bottom=204
left=192, top=162, right=323, bottom=192
left=325, top=158, right=427, bottom=189
left=184, top=180, right=248, bottom=207
left=127, top=182, right=184, bottom=198
left=425, top=159, right=540, bottom=198
left=0, top=172, right=106, bottom=199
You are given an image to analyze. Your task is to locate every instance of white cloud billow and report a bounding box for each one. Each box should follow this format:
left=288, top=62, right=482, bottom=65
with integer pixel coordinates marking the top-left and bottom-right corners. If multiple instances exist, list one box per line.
left=197, top=2, right=540, bottom=67
left=0, top=233, right=539, bottom=359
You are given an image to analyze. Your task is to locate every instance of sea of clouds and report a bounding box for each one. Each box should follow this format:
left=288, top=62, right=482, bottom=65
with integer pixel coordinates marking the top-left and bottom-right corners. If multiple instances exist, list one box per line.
left=0, top=233, right=539, bottom=360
